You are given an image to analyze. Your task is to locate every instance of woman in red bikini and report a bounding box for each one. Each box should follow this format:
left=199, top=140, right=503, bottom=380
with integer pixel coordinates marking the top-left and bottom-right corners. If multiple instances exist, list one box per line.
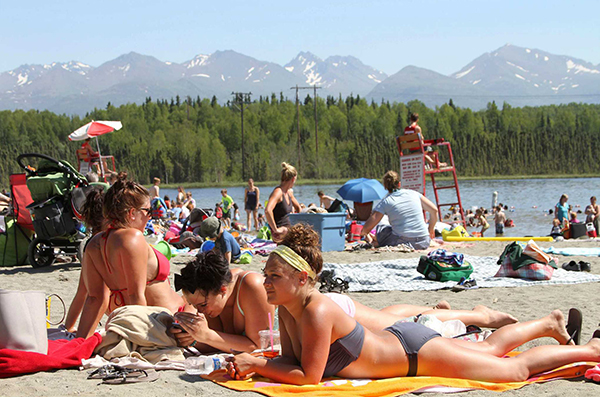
left=76, top=173, right=187, bottom=338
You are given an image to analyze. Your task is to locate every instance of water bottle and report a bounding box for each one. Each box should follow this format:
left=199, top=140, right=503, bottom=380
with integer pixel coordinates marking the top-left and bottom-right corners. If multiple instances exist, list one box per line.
left=185, top=355, right=226, bottom=375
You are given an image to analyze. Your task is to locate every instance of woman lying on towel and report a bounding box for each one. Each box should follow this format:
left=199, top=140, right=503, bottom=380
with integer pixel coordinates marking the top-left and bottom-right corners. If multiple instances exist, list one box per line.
left=76, top=173, right=189, bottom=338
left=170, top=251, right=514, bottom=354
left=226, top=223, right=599, bottom=384
left=171, top=251, right=274, bottom=353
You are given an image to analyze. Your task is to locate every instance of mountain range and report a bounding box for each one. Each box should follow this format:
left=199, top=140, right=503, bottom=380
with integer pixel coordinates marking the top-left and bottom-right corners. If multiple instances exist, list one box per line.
left=1, top=44, right=599, bottom=115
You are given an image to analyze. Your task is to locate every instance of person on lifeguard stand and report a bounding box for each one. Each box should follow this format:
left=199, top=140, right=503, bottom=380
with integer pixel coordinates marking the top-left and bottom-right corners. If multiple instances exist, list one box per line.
left=77, top=139, right=102, bottom=174
left=404, top=113, right=446, bottom=168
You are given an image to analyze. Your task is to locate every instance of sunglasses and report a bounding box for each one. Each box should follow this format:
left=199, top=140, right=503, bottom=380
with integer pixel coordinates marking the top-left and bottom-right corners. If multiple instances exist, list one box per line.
left=139, top=207, right=152, bottom=217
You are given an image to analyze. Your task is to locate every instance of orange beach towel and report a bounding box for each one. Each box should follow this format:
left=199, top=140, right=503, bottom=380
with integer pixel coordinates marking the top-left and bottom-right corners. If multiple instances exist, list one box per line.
left=204, top=360, right=595, bottom=396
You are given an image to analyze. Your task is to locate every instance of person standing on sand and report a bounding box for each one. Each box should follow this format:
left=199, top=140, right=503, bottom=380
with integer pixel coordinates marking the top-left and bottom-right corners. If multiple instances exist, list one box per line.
left=585, top=196, right=600, bottom=235
left=555, top=194, right=569, bottom=226
left=221, top=189, right=234, bottom=229
left=149, top=177, right=160, bottom=199
left=265, top=162, right=301, bottom=242
left=244, top=178, right=260, bottom=231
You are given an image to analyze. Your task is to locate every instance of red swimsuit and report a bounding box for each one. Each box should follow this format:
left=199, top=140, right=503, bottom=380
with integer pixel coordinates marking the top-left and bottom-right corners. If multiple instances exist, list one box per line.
left=102, top=228, right=170, bottom=309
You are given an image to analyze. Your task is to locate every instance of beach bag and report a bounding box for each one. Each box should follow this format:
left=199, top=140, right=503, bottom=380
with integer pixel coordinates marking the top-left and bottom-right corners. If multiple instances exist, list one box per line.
left=495, top=242, right=556, bottom=280
left=0, top=289, right=48, bottom=354
left=417, top=256, right=473, bottom=282
left=257, top=226, right=272, bottom=240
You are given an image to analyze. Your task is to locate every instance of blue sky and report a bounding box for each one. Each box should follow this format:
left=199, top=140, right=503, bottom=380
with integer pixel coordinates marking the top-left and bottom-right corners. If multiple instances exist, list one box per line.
left=1, top=0, right=598, bottom=75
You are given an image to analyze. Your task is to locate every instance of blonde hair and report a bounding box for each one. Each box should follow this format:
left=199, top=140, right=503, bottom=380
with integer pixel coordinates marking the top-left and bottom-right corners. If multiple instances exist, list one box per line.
left=382, top=170, right=400, bottom=193
left=281, top=162, right=297, bottom=182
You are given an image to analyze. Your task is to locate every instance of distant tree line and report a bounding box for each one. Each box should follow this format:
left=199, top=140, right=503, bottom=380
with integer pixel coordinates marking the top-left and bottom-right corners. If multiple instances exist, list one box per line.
left=1, top=94, right=599, bottom=187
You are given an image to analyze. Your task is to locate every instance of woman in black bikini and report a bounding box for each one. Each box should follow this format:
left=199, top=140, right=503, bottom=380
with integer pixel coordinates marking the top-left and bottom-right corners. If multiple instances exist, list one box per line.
left=265, top=162, right=301, bottom=242
left=244, top=178, right=260, bottom=231
left=227, top=224, right=600, bottom=384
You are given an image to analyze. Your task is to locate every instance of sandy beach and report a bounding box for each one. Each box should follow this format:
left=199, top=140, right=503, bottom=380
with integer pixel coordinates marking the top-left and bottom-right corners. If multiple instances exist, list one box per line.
left=2, top=238, right=600, bottom=396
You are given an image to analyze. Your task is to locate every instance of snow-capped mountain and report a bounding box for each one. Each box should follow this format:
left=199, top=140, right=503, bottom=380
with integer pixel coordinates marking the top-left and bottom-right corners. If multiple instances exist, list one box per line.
left=284, top=51, right=387, bottom=95
left=1, top=45, right=599, bottom=114
left=182, top=50, right=303, bottom=98
left=451, top=44, right=600, bottom=97
left=367, top=44, right=600, bottom=109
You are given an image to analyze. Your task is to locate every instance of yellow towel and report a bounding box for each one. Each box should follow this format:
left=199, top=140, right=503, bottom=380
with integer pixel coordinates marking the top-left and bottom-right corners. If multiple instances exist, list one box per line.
left=205, top=360, right=594, bottom=396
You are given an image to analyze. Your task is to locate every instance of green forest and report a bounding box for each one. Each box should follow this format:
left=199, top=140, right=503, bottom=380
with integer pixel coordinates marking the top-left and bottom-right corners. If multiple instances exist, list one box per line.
left=1, top=94, right=599, bottom=187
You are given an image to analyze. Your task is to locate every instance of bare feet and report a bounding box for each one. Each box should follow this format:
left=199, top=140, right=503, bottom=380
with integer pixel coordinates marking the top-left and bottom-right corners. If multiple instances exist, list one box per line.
left=434, top=300, right=451, bottom=310
left=473, top=305, right=519, bottom=328
left=547, top=310, right=574, bottom=345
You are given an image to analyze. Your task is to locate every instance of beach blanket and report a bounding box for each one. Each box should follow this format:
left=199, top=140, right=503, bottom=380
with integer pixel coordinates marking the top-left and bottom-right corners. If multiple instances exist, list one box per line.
left=0, top=333, right=101, bottom=378
left=205, top=359, right=595, bottom=396
left=323, top=255, right=600, bottom=292
left=543, top=246, right=600, bottom=257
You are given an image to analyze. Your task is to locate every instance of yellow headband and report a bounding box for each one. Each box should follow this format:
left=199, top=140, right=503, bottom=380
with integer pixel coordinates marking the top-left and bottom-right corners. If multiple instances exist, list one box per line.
left=271, top=245, right=316, bottom=280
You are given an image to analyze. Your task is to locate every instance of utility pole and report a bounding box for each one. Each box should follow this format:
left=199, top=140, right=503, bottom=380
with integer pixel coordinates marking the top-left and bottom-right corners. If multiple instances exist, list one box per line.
left=231, top=92, right=252, bottom=180
left=290, top=84, right=321, bottom=175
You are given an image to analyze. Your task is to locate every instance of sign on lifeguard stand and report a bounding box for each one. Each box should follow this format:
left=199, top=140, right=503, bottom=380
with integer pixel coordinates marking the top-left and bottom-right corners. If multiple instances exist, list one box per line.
left=400, top=153, right=425, bottom=194
left=78, top=162, right=90, bottom=175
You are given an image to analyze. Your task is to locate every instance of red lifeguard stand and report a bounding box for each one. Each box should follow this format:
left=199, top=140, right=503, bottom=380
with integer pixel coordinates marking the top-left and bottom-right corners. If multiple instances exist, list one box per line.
left=396, top=133, right=466, bottom=227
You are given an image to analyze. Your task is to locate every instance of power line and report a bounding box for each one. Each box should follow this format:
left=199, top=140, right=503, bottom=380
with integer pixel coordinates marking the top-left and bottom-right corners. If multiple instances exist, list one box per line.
left=290, top=84, right=321, bottom=174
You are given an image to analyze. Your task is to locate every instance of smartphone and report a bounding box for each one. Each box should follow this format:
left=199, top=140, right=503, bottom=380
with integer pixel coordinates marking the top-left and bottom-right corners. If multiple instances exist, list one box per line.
left=172, top=322, right=187, bottom=332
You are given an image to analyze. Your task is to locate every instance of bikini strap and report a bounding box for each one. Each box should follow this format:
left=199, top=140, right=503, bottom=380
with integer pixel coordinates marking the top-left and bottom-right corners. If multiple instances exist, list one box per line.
left=236, top=272, right=254, bottom=316
left=102, top=228, right=114, bottom=274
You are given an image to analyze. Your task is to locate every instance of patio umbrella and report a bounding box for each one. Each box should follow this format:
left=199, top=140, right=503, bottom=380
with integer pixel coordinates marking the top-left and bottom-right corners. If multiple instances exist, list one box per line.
left=336, top=178, right=387, bottom=203
left=69, top=120, right=122, bottom=176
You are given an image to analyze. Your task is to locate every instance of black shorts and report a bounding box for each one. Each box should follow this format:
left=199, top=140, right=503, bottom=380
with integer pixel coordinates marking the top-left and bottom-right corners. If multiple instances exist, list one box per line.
left=222, top=211, right=231, bottom=219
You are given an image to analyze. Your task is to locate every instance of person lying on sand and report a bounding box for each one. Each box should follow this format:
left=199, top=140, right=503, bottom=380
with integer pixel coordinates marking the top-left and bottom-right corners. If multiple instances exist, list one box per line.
left=171, top=247, right=517, bottom=353
left=226, top=224, right=596, bottom=385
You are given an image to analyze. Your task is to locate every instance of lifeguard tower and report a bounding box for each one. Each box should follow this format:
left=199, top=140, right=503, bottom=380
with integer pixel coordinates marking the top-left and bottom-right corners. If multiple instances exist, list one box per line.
left=396, top=134, right=466, bottom=227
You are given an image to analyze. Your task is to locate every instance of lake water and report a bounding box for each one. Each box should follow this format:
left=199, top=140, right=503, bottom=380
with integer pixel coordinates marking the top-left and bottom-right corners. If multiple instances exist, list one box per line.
left=161, top=178, right=600, bottom=237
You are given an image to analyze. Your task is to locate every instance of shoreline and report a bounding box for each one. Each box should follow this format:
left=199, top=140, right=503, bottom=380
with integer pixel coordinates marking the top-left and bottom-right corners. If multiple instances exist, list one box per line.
left=152, top=174, right=600, bottom=190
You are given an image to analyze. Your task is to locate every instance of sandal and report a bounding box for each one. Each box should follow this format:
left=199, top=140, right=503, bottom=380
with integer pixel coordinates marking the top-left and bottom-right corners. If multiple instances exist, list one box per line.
left=565, top=308, right=583, bottom=345
left=88, top=365, right=159, bottom=384
left=318, top=271, right=349, bottom=293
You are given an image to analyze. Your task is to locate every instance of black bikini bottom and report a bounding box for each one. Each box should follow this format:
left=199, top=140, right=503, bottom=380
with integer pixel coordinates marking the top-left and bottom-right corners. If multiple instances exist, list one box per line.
left=384, top=321, right=441, bottom=376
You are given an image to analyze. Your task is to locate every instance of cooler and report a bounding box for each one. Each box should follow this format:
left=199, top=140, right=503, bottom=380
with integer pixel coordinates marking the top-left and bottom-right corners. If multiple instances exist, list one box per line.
left=288, top=213, right=346, bottom=251
left=570, top=223, right=587, bottom=239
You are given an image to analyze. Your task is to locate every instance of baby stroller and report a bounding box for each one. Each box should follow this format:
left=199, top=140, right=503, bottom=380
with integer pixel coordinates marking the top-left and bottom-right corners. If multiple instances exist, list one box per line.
left=17, top=153, right=91, bottom=268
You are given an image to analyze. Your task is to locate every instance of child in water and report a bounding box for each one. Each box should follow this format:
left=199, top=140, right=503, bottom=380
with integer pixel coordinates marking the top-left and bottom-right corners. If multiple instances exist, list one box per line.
left=475, top=208, right=490, bottom=237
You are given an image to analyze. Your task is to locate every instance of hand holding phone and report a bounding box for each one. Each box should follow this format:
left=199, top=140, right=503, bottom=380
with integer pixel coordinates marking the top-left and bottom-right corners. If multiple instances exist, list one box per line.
left=172, top=322, right=187, bottom=333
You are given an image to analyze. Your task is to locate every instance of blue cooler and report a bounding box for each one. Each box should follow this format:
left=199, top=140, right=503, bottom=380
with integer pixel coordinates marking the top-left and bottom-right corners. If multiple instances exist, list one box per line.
left=288, top=213, right=346, bottom=251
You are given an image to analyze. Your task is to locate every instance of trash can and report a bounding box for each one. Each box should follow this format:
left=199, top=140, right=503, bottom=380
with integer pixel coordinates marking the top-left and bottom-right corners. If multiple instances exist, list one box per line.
left=288, top=213, right=346, bottom=251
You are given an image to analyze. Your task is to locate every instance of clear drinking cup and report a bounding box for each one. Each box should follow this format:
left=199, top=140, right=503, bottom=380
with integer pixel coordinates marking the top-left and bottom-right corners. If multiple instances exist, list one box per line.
left=258, top=330, right=280, bottom=358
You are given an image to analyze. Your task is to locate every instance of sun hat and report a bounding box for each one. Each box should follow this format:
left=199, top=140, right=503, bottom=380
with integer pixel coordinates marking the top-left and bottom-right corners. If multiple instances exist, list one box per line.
left=200, top=217, right=221, bottom=238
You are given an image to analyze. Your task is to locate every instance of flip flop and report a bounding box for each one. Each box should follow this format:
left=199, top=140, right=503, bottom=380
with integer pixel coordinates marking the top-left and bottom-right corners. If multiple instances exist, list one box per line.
left=565, top=308, right=583, bottom=345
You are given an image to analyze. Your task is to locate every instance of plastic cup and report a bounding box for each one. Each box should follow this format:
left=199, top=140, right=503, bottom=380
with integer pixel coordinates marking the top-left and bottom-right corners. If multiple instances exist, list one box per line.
left=258, top=330, right=280, bottom=357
